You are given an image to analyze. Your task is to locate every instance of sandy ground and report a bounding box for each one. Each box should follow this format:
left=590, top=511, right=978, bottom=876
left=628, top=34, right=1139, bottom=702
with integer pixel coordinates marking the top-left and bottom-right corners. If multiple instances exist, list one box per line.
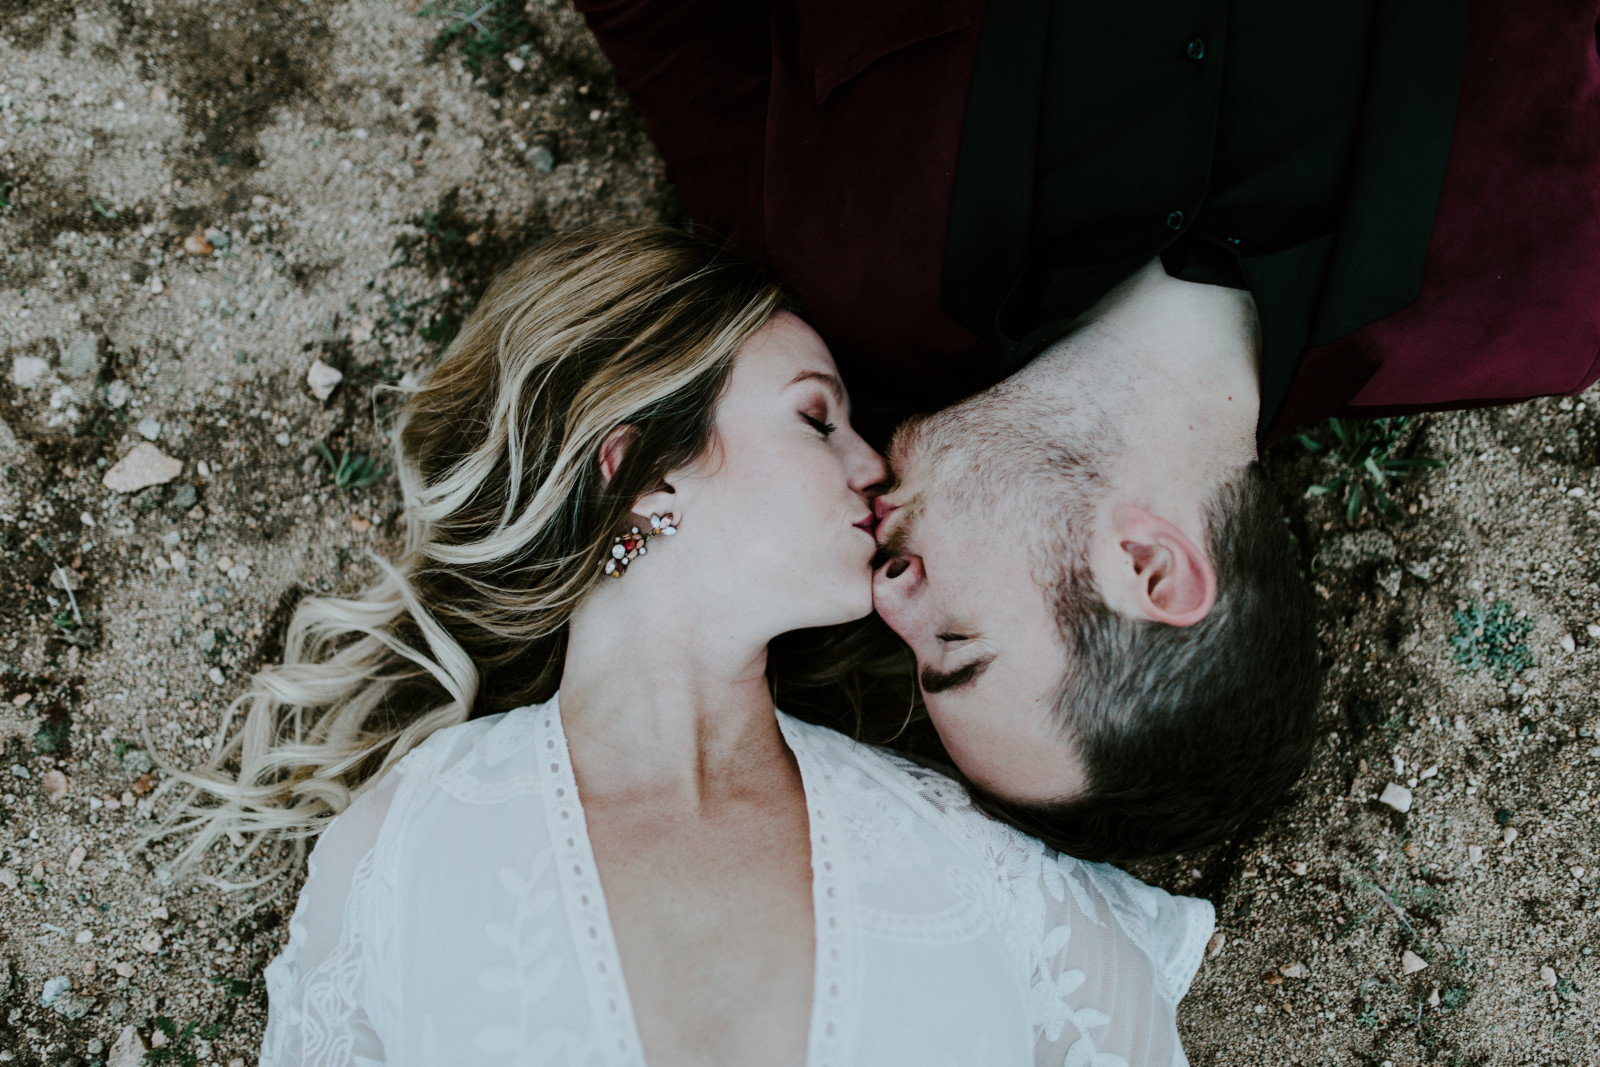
left=1, top=3, right=1596, bottom=1065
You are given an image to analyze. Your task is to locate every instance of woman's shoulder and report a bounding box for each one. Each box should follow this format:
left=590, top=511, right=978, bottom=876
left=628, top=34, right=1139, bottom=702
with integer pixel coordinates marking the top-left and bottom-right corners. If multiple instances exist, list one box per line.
left=392, top=700, right=553, bottom=808
left=778, top=714, right=1214, bottom=1002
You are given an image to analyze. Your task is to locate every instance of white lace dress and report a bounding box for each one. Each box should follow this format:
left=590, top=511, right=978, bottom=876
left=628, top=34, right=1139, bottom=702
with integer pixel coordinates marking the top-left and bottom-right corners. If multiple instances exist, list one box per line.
left=261, top=698, right=1214, bottom=1067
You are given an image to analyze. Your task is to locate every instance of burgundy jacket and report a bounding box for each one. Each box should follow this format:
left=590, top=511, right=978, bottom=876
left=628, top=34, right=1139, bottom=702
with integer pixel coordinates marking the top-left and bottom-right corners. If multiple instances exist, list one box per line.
left=576, top=0, right=1600, bottom=440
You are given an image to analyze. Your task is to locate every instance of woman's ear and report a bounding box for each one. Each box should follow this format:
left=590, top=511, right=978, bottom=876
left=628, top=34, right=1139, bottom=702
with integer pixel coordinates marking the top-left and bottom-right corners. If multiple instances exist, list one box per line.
left=598, top=425, right=678, bottom=520
left=597, top=425, right=636, bottom=485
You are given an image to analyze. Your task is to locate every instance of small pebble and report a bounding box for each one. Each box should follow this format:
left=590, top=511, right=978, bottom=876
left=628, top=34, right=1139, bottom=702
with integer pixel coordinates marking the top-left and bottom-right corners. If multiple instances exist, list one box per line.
left=526, top=145, right=555, bottom=172
left=182, top=233, right=214, bottom=256
left=104, top=379, right=133, bottom=408
left=1378, top=782, right=1413, bottom=814
left=42, top=769, right=70, bottom=801
left=137, top=417, right=162, bottom=441
left=1560, top=633, right=1576, bottom=654
left=39, top=976, right=71, bottom=1007
left=1468, top=845, right=1483, bottom=864
left=61, top=334, right=99, bottom=378
left=1206, top=932, right=1226, bottom=958
left=1588, top=624, right=1600, bottom=639
left=307, top=358, right=343, bottom=401
left=10, top=355, right=50, bottom=387
left=507, top=55, right=525, bottom=72
left=1541, top=965, right=1558, bottom=987
left=1401, top=950, right=1428, bottom=975
left=103, top=443, right=183, bottom=493
left=1503, top=826, right=1519, bottom=845
left=209, top=666, right=226, bottom=685
left=1428, top=987, right=1440, bottom=1007
left=276, top=431, right=292, bottom=447
left=1279, top=962, right=1307, bottom=979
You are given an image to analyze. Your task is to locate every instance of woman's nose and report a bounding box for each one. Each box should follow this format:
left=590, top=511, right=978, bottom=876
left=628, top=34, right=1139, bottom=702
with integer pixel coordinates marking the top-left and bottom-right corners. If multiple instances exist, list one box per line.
left=849, top=439, right=889, bottom=493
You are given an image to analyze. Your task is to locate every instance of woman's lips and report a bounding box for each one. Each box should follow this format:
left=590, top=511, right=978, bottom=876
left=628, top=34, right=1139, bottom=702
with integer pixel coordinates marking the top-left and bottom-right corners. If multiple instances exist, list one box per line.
left=853, top=513, right=878, bottom=536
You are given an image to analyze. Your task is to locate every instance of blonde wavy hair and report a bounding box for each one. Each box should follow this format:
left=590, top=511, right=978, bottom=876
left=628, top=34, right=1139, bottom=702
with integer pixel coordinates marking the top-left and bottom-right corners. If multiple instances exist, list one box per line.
left=157, top=227, right=793, bottom=882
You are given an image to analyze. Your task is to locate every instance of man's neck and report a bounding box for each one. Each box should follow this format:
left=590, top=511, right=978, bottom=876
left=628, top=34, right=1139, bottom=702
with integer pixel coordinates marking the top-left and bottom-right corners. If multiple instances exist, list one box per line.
left=1024, top=257, right=1261, bottom=535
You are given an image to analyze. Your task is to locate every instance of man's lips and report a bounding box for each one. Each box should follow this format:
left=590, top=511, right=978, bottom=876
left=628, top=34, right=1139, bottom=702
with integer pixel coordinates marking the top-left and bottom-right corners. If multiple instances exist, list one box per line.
left=853, top=513, right=878, bottom=536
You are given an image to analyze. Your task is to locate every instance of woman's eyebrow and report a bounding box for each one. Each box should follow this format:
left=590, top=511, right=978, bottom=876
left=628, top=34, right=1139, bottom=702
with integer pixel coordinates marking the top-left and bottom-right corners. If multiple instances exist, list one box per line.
left=788, top=370, right=846, bottom=404
left=919, top=656, right=995, bottom=694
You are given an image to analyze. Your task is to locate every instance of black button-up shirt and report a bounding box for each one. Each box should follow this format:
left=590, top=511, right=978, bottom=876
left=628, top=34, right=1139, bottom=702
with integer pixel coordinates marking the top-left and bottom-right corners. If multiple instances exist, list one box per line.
left=942, top=0, right=1468, bottom=432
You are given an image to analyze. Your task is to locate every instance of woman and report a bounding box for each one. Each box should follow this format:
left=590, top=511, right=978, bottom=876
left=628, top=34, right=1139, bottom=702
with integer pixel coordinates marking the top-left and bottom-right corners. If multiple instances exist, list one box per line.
left=172, top=229, right=1213, bottom=1066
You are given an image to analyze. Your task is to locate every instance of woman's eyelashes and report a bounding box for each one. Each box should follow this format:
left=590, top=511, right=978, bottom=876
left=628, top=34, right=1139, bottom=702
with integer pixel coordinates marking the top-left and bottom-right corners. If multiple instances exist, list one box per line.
left=801, top=411, right=838, bottom=437
left=935, top=631, right=971, bottom=644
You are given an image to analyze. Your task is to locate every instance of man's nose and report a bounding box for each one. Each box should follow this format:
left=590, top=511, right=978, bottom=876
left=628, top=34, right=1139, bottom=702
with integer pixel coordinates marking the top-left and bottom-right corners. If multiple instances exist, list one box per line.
left=876, top=552, right=924, bottom=590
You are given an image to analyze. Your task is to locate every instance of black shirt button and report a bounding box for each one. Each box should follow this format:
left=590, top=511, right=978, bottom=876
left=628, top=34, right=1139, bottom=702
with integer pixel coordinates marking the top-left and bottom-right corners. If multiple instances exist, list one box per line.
left=1166, top=210, right=1185, bottom=230
left=1186, top=37, right=1207, bottom=60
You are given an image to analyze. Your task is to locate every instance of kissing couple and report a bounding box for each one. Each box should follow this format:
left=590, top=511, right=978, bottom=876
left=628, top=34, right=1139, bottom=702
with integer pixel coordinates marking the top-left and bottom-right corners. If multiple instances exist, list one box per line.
left=167, top=0, right=1600, bottom=1064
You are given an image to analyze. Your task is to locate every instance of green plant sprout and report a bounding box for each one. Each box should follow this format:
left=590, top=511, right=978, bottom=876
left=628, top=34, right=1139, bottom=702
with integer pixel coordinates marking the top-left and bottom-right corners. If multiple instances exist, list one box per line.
left=1297, top=416, right=1442, bottom=523
left=316, top=441, right=388, bottom=490
left=90, top=196, right=118, bottom=219
left=1449, top=600, right=1533, bottom=678
left=420, top=0, right=522, bottom=73
left=0, top=180, right=15, bottom=210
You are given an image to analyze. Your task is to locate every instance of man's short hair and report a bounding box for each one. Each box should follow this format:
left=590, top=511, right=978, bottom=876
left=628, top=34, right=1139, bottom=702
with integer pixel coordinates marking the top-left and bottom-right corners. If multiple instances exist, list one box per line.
left=971, top=463, right=1322, bottom=864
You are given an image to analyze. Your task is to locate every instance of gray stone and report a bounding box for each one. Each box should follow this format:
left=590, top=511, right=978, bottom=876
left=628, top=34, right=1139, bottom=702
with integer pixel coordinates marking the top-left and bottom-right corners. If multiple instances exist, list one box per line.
left=136, top=417, right=162, bottom=441
left=9, top=355, right=49, bottom=388
left=170, top=483, right=198, bottom=509
left=51, top=992, right=94, bottom=1019
left=1376, top=565, right=1402, bottom=597
left=61, top=334, right=99, bottom=378
left=39, top=976, right=71, bottom=1008
left=120, top=749, right=153, bottom=776
left=103, top=443, right=182, bottom=493
left=108, top=1024, right=147, bottom=1067
left=130, top=485, right=165, bottom=515
left=196, top=628, right=217, bottom=653
left=525, top=145, right=555, bottom=173
left=1314, top=530, right=1398, bottom=571
left=104, top=379, right=133, bottom=408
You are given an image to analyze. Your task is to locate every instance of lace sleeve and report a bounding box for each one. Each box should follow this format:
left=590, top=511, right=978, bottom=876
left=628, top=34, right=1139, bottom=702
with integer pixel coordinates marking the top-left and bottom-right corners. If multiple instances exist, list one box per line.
left=1030, top=857, right=1215, bottom=1067
left=260, top=778, right=399, bottom=1067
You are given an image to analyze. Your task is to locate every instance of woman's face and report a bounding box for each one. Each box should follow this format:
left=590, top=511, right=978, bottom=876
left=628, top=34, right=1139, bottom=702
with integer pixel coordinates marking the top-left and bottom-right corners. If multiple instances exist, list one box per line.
left=664, top=313, right=885, bottom=635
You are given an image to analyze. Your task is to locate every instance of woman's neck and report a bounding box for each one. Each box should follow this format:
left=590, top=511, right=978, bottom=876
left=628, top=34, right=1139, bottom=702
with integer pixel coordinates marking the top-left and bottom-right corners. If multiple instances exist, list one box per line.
left=559, top=585, right=789, bottom=810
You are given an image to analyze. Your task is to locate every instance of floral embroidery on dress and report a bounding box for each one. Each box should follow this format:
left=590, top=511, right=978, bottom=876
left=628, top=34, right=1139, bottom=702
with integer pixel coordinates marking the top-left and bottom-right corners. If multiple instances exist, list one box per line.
left=827, top=763, right=934, bottom=885
left=474, top=848, right=600, bottom=1065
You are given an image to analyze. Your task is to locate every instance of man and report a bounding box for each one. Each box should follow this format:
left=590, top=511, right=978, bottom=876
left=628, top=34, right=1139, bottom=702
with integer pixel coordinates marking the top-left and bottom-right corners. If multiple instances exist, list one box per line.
left=575, top=0, right=1600, bottom=860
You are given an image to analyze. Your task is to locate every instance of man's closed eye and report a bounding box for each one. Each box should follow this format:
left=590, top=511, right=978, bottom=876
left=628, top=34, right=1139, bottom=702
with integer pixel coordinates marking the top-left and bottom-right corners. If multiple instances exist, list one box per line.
left=920, top=656, right=994, bottom=694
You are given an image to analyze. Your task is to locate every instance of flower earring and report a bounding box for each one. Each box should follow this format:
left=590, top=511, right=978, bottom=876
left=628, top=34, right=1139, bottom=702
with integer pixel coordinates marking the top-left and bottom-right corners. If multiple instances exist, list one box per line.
left=601, top=513, right=678, bottom=578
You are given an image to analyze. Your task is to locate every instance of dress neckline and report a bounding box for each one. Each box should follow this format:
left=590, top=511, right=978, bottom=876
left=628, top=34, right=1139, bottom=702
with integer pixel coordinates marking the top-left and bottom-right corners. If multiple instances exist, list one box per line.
left=529, top=699, right=856, bottom=1067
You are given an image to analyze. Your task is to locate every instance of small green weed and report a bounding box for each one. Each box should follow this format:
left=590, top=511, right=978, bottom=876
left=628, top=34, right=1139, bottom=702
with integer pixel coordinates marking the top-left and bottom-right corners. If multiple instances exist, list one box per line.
left=316, top=441, right=388, bottom=490
left=1439, top=985, right=1471, bottom=1011
left=147, top=1018, right=199, bottom=1066
left=420, top=0, right=533, bottom=73
left=0, top=180, right=14, bottom=210
left=1449, top=600, right=1533, bottom=679
left=1356, top=1002, right=1381, bottom=1029
left=89, top=196, right=118, bottom=219
left=1298, top=416, right=1442, bottom=523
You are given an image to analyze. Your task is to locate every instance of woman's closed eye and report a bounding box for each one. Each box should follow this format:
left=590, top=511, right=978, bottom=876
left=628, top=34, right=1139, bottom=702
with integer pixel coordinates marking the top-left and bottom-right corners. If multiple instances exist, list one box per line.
left=801, top=412, right=838, bottom=437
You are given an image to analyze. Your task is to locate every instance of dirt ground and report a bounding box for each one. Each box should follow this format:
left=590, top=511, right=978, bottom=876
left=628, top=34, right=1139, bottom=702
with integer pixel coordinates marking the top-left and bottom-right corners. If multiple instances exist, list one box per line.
left=1, top=3, right=1595, bottom=1065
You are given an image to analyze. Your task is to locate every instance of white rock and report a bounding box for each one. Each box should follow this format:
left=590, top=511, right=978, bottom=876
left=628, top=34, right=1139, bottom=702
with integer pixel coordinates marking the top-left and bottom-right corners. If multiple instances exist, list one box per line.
left=1503, top=826, right=1519, bottom=845
left=108, top=1024, right=148, bottom=1067
left=1418, top=765, right=1438, bottom=780
left=507, top=55, right=525, bottom=72
left=137, top=417, right=162, bottom=441
left=1401, top=950, right=1428, bottom=975
left=209, top=667, right=226, bottom=685
left=103, top=443, right=182, bottom=493
left=1206, top=932, right=1226, bottom=958
left=105, top=379, right=132, bottom=408
left=61, top=334, right=99, bottom=378
left=1541, top=965, right=1558, bottom=987
left=39, top=975, right=71, bottom=1007
left=307, top=358, right=343, bottom=401
left=1588, top=624, right=1600, bottom=639
left=1468, top=845, right=1483, bottom=864
left=1279, top=962, right=1307, bottom=979
left=147, top=274, right=164, bottom=295
left=10, top=355, right=50, bottom=387
left=1378, top=782, right=1413, bottom=814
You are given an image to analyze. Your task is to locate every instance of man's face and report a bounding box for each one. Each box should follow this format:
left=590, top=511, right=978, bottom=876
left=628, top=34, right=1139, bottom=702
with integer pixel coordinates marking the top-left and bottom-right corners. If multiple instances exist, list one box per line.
left=871, top=394, right=1096, bottom=804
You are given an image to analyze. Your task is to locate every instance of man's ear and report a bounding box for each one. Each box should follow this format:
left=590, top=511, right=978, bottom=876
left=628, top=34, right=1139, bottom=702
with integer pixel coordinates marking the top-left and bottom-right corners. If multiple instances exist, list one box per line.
left=1109, top=504, right=1216, bottom=626
left=598, top=425, right=677, bottom=520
